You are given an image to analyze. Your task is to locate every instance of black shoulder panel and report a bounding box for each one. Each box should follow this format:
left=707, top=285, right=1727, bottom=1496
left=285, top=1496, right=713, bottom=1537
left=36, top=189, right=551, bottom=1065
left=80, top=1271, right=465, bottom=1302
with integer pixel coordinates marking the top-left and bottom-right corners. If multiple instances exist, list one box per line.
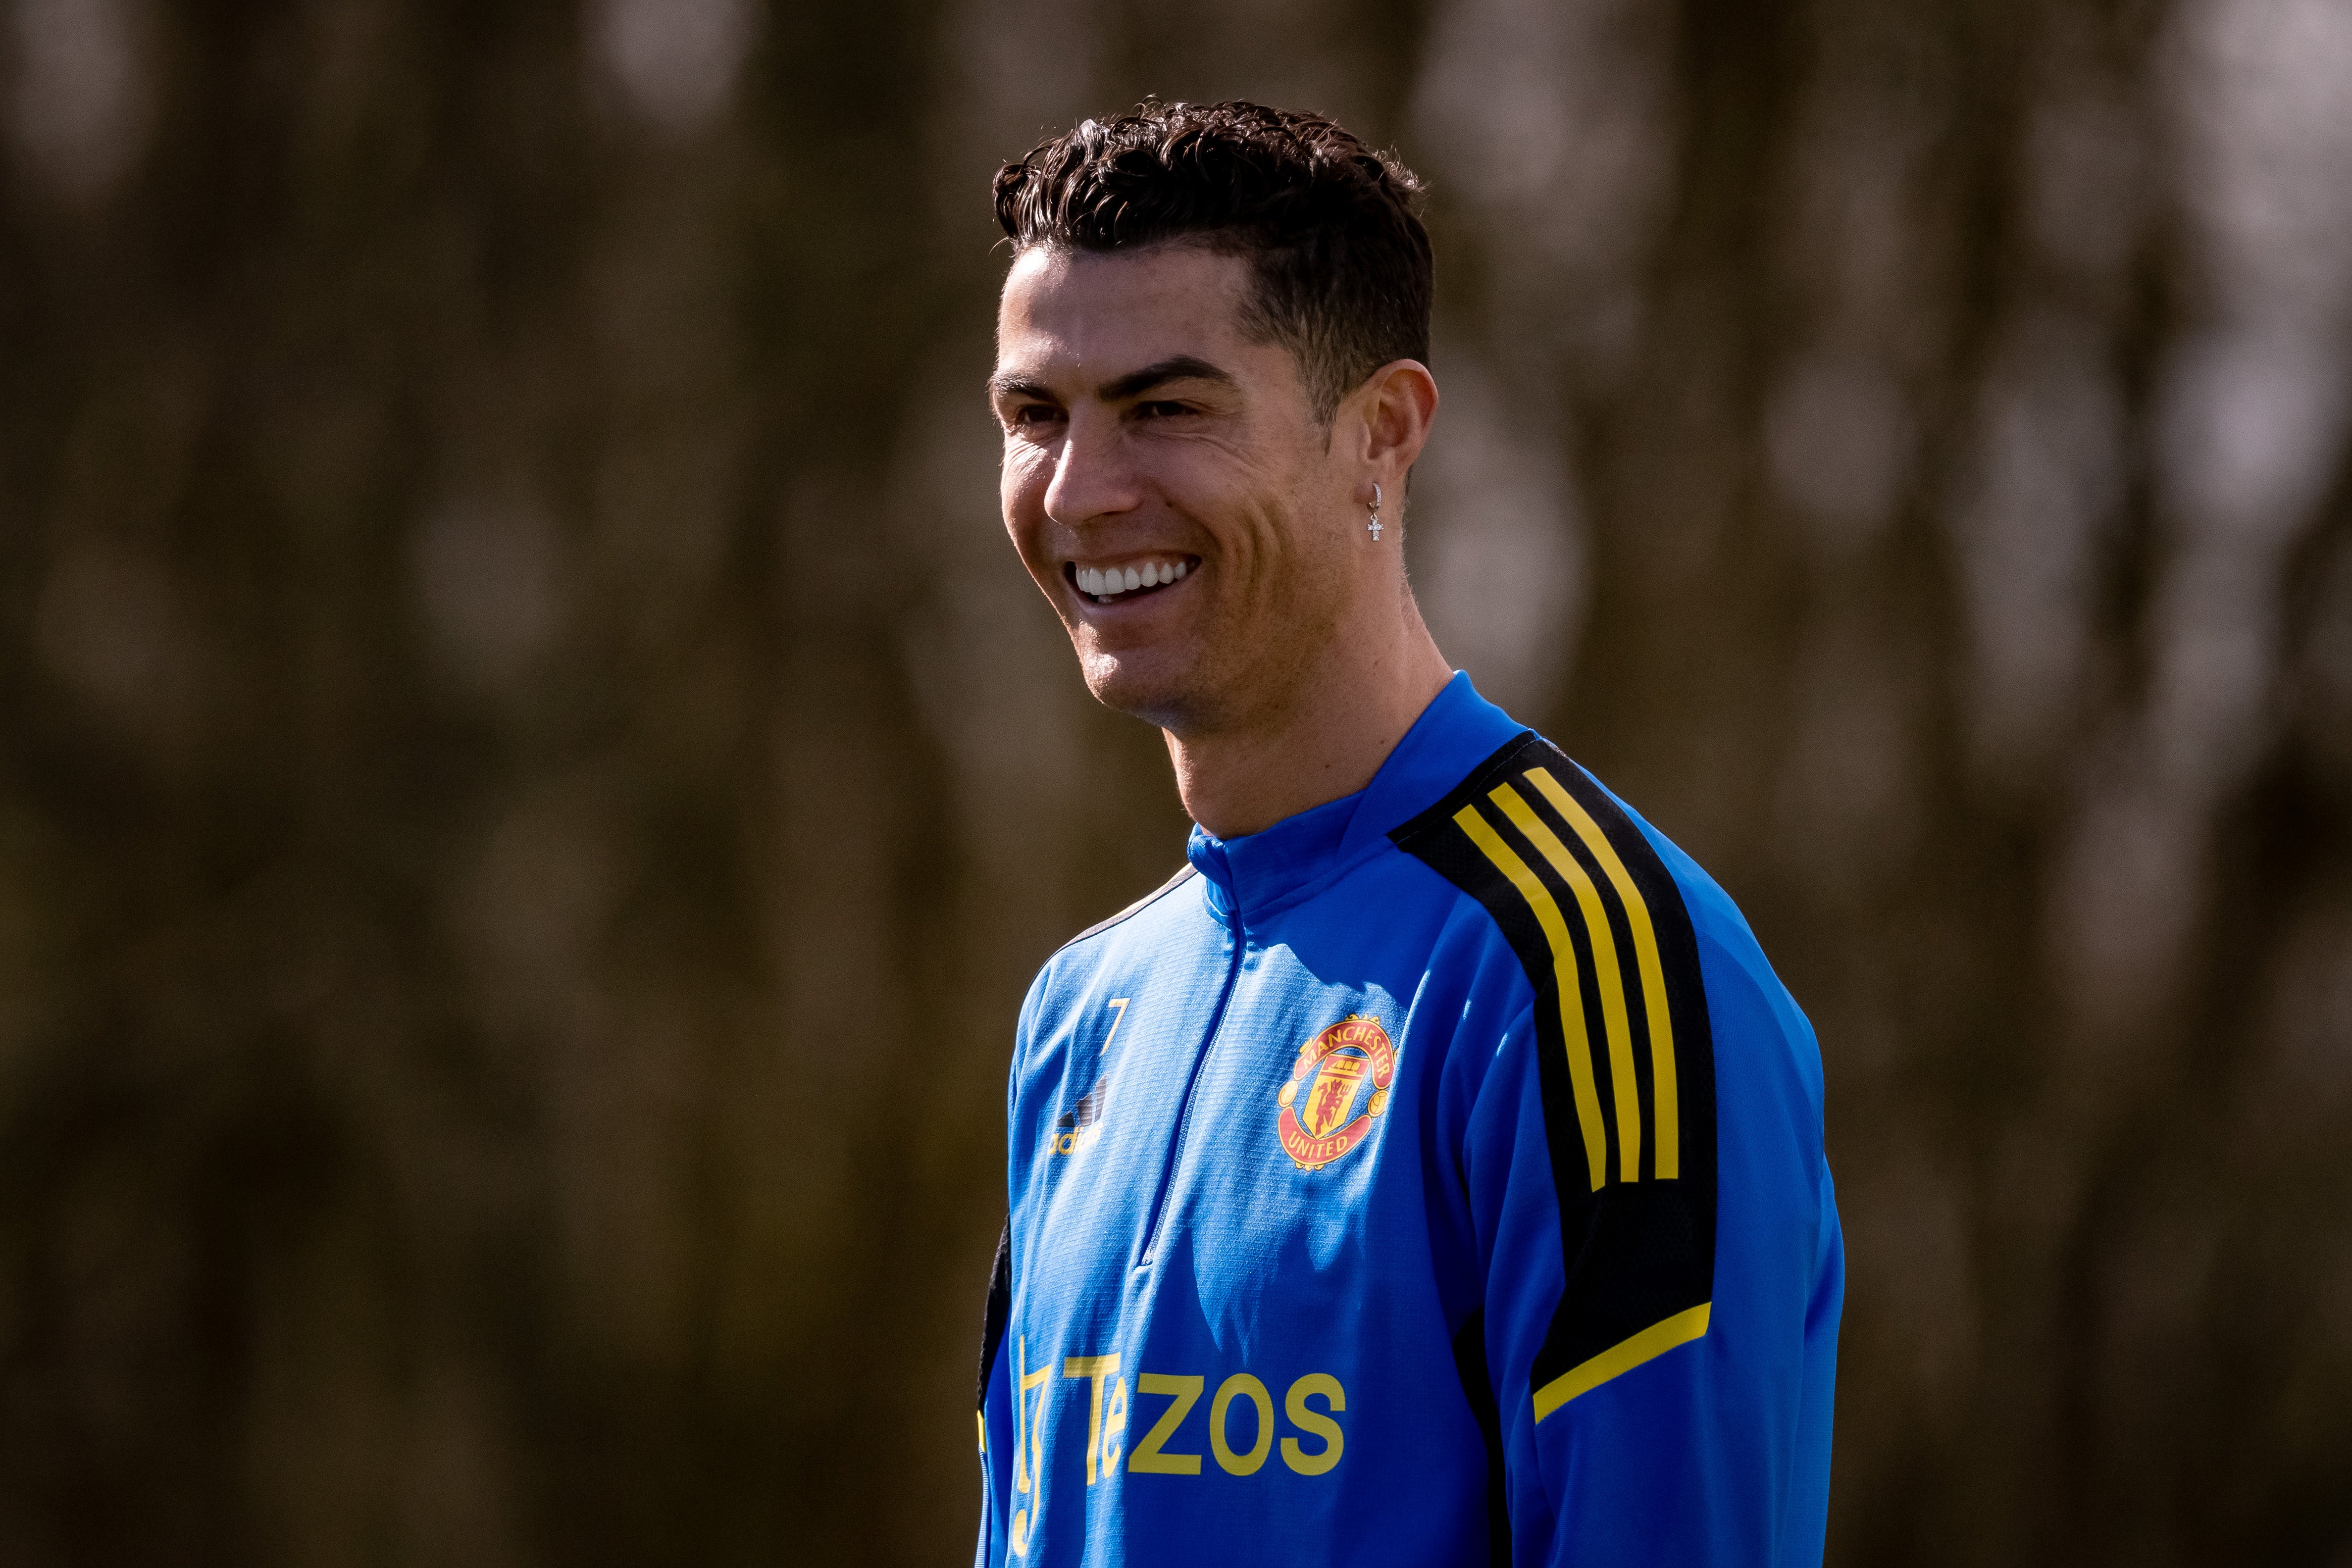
left=1450, top=1308, right=1511, bottom=1565
left=1391, top=733, right=1717, bottom=1416
left=975, top=1216, right=1011, bottom=1409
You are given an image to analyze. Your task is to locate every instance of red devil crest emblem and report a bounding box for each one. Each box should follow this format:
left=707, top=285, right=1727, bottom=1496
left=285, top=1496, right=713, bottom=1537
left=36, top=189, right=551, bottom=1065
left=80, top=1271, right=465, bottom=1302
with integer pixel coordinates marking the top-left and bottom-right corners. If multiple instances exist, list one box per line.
left=1275, top=1014, right=1397, bottom=1171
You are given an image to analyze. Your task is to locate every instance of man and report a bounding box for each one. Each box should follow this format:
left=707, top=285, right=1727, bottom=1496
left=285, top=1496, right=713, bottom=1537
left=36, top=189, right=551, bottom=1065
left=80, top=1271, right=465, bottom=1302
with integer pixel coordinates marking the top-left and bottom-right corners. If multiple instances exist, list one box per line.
left=972, top=101, right=1841, bottom=1567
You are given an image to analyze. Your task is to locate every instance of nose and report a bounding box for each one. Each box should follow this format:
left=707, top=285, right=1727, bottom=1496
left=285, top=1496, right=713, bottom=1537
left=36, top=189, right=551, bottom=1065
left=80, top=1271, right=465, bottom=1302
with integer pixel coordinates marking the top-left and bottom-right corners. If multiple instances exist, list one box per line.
left=1043, top=410, right=1141, bottom=528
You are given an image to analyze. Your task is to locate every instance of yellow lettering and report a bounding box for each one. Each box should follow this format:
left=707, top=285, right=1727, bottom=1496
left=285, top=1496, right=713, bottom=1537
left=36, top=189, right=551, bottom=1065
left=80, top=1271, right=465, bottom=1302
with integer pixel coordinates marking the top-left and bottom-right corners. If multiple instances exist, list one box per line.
left=1126, top=1373, right=1204, bottom=1475
left=1062, top=1354, right=1122, bottom=1484
left=1010, top=1337, right=1053, bottom=1557
left=1013, top=1350, right=1029, bottom=1495
left=1076, top=1365, right=1344, bottom=1485
left=1280, top=1373, right=1345, bottom=1475
left=1210, top=1373, right=1274, bottom=1475
left=1013, top=1338, right=1052, bottom=1495
left=1103, top=1376, right=1127, bottom=1473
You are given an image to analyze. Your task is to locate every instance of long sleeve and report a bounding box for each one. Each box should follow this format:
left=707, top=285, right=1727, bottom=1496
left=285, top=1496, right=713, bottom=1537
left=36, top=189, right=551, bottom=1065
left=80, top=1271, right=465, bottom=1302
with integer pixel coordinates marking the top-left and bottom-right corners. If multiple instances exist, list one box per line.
left=1388, top=739, right=1842, bottom=1565
left=1459, top=919, right=1840, bottom=1566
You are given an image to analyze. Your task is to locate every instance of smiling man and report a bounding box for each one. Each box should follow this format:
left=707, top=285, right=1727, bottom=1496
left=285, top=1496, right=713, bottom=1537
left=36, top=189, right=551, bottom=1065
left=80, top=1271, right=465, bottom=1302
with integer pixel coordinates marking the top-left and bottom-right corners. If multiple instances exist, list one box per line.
left=972, top=102, right=1842, bottom=1568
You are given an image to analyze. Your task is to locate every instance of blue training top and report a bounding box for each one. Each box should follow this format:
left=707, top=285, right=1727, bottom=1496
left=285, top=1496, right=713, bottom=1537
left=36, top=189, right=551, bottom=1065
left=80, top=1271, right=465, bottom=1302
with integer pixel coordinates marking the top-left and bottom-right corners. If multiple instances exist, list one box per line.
left=975, top=672, right=1842, bottom=1567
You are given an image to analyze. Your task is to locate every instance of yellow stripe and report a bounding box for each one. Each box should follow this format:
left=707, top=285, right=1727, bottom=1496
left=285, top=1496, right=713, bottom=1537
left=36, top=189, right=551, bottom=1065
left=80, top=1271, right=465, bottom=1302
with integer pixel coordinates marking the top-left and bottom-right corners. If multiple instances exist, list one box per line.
left=1491, top=782, right=1640, bottom=1183
left=1531, top=1303, right=1711, bottom=1421
left=1527, top=767, right=1680, bottom=1180
left=1453, top=804, right=1606, bottom=1191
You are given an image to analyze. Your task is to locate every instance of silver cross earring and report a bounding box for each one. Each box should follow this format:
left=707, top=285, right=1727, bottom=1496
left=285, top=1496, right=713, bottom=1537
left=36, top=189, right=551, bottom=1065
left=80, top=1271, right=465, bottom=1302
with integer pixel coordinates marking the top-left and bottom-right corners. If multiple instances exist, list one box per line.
left=1367, top=483, right=1383, bottom=540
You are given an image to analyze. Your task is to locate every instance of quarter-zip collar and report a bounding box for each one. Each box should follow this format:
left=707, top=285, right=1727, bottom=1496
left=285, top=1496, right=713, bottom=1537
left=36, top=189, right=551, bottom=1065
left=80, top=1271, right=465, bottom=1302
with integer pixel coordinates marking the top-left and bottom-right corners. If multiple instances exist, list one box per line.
left=1184, top=670, right=1529, bottom=922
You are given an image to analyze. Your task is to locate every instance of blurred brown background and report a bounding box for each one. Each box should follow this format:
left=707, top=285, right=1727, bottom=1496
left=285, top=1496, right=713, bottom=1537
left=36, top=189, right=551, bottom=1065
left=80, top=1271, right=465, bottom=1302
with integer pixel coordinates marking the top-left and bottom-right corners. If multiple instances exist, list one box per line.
left=3, top=0, right=2349, bottom=1562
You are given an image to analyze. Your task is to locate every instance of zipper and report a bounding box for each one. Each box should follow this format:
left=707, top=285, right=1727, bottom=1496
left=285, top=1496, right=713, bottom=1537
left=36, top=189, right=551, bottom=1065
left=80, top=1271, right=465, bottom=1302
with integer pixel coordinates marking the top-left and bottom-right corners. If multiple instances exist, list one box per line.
left=1136, top=894, right=1246, bottom=1268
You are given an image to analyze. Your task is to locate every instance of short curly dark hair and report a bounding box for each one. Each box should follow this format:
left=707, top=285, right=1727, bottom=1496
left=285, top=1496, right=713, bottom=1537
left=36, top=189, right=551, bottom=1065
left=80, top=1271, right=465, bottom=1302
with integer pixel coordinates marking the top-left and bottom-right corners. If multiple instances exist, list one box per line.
left=993, top=101, right=1432, bottom=423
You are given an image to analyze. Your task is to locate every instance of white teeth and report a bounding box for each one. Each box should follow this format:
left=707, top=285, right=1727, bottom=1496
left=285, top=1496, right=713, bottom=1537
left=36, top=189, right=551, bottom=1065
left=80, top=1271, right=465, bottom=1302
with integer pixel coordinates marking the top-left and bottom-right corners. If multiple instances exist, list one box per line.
left=1072, top=559, right=1191, bottom=600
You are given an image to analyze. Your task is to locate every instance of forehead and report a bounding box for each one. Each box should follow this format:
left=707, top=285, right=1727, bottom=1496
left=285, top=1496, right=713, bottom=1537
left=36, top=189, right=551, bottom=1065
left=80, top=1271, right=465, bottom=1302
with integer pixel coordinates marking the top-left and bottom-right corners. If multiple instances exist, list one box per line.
left=994, top=244, right=1261, bottom=379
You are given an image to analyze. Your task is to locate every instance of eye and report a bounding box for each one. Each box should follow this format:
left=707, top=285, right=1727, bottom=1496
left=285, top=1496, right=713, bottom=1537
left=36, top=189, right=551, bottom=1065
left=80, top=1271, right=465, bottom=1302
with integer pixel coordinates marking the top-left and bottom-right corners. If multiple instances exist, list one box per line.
left=1134, top=400, right=1193, bottom=420
left=1006, top=403, right=1064, bottom=431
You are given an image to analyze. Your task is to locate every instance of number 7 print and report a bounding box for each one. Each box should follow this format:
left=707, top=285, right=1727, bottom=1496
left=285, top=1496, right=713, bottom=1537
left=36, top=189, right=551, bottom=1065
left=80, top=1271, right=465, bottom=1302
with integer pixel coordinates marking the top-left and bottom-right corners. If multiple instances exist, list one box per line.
left=1102, top=997, right=1130, bottom=1055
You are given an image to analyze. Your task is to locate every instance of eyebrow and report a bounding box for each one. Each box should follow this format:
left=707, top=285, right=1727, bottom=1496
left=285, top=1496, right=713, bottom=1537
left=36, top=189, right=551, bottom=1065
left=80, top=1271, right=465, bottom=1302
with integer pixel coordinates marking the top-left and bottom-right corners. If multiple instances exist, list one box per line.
left=1099, top=355, right=1237, bottom=402
left=987, top=354, right=1238, bottom=405
left=987, top=372, right=1054, bottom=402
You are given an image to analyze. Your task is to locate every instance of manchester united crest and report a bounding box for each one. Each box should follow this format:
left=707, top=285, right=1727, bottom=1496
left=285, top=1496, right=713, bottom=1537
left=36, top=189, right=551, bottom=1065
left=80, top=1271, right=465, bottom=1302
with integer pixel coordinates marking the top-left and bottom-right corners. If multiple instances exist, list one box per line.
left=1275, top=1014, right=1397, bottom=1171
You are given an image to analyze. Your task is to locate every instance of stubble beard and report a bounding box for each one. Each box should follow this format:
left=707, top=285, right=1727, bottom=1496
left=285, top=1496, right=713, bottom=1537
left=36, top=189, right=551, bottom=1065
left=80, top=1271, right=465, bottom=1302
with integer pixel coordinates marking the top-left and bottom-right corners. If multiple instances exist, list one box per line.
left=1075, top=632, right=1226, bottom=736
left=1074, top=542, right=1344, bottom=747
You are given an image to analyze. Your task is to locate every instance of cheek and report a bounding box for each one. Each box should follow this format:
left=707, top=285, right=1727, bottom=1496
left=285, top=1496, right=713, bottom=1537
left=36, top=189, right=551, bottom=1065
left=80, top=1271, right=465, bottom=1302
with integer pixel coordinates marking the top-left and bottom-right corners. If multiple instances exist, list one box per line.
left=1001, top=446, right=1051, bottom=522
left=1000, top=450, right=1064, bottom=586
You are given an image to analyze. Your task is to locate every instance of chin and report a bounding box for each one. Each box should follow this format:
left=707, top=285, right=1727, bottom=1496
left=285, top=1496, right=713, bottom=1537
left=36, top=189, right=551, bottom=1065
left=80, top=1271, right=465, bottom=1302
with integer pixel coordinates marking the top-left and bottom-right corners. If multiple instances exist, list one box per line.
left=1076, top=646, right=1209, bottom=731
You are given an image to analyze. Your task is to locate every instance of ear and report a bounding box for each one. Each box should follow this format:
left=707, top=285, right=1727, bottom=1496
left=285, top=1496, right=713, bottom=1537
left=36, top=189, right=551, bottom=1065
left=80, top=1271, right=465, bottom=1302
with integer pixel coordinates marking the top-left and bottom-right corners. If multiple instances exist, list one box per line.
left=1346, top=359, right=1439, bottom=493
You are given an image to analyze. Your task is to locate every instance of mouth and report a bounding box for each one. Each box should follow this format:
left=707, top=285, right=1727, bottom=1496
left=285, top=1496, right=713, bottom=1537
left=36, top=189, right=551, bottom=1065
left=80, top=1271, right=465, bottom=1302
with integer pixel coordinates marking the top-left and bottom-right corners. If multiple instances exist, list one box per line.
left=1065, top=554, right=1198, bottom=606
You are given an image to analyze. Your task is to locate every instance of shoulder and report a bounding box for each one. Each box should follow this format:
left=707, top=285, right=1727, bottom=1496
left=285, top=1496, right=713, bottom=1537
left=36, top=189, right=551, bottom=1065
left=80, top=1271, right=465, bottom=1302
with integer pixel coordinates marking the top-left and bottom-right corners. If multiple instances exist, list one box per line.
left=1385, top=730, right=1805, bottom=1058
left=1016, top=861, right=1206, bottom=1041
left=1386, top=732, right=1728, bottom=1191
left=1573, top=771, right=1827, bottom=1188
left=1630, top=809, right=1827, bottom=1132
left=1385, top=732, right=1712, bottom=1051
left=1058, top=860, right=1200, bottom=953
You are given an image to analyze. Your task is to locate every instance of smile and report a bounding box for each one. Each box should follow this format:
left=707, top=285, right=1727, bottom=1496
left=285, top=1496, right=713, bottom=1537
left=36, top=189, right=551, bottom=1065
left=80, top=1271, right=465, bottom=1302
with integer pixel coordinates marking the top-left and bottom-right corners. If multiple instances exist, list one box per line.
left=1068, top=556, right=1195, bottom=604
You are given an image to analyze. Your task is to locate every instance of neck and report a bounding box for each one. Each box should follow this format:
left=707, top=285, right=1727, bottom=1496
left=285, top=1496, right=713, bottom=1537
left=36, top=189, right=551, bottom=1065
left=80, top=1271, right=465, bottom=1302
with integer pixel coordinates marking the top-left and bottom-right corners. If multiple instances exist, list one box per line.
left=1167, top=592, right=1454, bottom=839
